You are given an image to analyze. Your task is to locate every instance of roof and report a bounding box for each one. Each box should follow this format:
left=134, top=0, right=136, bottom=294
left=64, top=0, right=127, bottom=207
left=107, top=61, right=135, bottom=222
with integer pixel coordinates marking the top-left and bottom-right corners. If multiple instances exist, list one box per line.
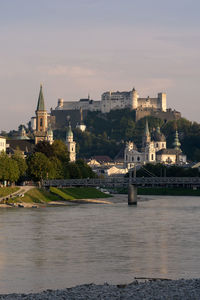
left=7, top=140, right=35, bottom=153
left=152, top=127, right=166, bottom=142
left=36, top=84, right=46, bottom=111
left=157, top=148, right=182, bottom=155
left=91, top=156, right=113, bottom=163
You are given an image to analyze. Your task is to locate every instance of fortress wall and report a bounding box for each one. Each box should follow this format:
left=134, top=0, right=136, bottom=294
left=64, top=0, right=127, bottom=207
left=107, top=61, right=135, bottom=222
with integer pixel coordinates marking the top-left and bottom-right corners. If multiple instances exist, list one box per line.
left=135, top=109, right=181, bottom=122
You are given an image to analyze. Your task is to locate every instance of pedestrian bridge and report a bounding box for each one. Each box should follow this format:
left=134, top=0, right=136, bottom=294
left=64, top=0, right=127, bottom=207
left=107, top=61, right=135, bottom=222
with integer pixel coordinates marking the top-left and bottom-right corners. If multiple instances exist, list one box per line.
left=43, top=177, right=200, bottom=188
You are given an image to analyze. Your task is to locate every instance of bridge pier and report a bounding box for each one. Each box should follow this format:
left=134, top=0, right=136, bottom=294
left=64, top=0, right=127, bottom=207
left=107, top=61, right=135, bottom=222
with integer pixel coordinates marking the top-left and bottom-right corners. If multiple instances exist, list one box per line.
left=128, top=185, right=137, bottom=206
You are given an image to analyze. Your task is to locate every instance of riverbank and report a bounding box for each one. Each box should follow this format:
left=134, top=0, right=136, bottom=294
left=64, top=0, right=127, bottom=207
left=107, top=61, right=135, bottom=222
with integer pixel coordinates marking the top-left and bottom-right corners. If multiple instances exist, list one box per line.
left=0, top=279, right=200, bottom=299
left=0, top=186, right=112, bottom=208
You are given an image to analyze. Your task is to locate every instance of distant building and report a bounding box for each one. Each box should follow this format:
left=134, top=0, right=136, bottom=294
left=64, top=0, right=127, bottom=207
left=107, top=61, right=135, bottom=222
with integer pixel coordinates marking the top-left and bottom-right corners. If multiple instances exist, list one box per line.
left=51, top=87, right=181, bottom=128
left=66, top=123, right=76, bottom=162
left=76, top=108, right=86, bottom=132
left=34, top=85, right=54, bottom=144
left=0, top=136, right=6, bottom=152
left=124, top=121, right=187, bottom=168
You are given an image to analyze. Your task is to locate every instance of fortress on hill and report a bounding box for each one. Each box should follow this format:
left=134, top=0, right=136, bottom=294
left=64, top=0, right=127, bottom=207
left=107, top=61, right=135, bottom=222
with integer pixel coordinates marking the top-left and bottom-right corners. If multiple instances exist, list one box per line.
left=51, top=87, right=181, bottom=128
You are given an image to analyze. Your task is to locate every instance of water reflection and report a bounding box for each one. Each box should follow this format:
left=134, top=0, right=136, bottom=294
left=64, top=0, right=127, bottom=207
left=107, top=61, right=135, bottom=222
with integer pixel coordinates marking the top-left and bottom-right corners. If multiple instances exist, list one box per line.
left=0, top=196, right=200, bottom=293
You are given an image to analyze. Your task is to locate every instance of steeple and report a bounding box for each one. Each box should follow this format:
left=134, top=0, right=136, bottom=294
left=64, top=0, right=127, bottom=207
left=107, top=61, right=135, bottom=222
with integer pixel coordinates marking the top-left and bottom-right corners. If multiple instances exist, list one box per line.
left=142, top=119, right=151, bottom=150
left=145, top=119, right=150, bottom=136
left=36, top=84, right=45, bottom=111
left=34, top=84, right=48, bottom=143
left=173, top=130, right=181, bottom=150
left=66, top=122, right=73, bottom=142
left=66, top=122, right=76, bottom=162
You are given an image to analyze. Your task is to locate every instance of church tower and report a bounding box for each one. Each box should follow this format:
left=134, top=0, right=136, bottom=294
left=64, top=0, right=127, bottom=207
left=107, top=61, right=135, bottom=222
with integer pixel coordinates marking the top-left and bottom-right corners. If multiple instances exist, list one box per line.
left=142, top=119, right=151, bottom=150
left=66, top=123, right=76, bottom=162
left=173, top=130, right=181, bottom=150
left=34, top=84, right=48, bottom=144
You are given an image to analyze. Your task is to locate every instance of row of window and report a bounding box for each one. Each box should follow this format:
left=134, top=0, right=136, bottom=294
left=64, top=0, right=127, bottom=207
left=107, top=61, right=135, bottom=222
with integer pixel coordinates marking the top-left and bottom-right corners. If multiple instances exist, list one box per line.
left=126, top=154, right=154, bottom=162
left=0, top=142, right=5, bottom=147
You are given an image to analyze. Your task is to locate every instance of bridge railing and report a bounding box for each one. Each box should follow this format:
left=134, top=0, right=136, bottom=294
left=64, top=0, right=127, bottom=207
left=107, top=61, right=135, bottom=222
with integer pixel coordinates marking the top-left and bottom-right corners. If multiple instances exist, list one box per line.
left=43, top=177, right=200, bottom=188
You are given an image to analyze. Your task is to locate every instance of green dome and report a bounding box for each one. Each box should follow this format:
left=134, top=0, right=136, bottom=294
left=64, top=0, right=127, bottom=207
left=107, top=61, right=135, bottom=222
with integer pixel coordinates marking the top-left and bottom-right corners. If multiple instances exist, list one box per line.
left=66, top=125, right=73, bottom=137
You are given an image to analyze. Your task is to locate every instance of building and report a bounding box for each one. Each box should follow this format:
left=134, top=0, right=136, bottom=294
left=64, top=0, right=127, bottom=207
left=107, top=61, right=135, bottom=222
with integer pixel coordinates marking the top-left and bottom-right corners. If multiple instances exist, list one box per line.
left=66, top=123, right=76, bottom=162
left=51, top=87, right=181, bottom=128
left=34, top=85, right=54, bottom=144
left=76, top=108, right=86, bottom=132
left=124, top=121, right=186, bottom=168
left=0, top=136, right=6, bottom=152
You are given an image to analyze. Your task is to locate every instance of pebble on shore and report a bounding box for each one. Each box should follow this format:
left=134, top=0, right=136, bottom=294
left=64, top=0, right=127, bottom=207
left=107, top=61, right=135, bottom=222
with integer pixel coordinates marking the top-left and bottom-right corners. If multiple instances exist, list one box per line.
left=1, top=279, right=200, bottom=300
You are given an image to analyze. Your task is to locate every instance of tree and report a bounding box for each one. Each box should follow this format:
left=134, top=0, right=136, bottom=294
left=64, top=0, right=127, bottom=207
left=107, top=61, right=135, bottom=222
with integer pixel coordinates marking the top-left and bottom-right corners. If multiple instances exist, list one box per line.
left=34, top=140, right=54, bottom=158
left=0, top=152, right=20, bottom=184
left=27, top=152, right=52, bottom=181
left=51, top=140, right=69, bottom=163
left=12, top=151, right=27, bottom=180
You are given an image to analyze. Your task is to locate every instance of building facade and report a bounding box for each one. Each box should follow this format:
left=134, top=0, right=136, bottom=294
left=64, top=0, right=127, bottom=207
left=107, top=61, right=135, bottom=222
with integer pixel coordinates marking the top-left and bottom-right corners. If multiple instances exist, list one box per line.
left=54, top=87, right=166, bottom=114
left=124, top=122, right=186, bottom=168
left=34, top=85, right=53, bottom=144
left=66, top=124, right=76, bottom=162
left=0, top=136, right=6, bottom=152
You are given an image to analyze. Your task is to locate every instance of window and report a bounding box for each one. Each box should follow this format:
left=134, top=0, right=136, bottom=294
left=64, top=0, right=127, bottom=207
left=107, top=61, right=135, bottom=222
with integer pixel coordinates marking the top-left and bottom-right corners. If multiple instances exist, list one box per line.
left=156, top=143, right=158, bottom=147
left=132, top=156, right=134, bottom=162
left=151, top=154, right=154, bottom=160
left=40, top=118, right=43, bottom=127
left=137, top=156, right=140, bottom=161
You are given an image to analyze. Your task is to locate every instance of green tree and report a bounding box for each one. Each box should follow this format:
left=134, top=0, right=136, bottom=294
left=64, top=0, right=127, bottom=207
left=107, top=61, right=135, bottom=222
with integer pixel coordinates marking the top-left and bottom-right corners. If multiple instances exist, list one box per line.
left=0, top=153, right=20, bottom=184
left=27, top=152, right=52, bottom=181
left=12, top=151, right=27, bottom=179
left=52, top=140, right=69, bottom=163
left=34, top=140, right=54, bottom=158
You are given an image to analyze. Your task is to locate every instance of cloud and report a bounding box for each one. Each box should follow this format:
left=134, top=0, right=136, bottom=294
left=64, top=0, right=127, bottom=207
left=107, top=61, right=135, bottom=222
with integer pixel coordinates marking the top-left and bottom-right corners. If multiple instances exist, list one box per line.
left=39, top=64, right=95, bottom=77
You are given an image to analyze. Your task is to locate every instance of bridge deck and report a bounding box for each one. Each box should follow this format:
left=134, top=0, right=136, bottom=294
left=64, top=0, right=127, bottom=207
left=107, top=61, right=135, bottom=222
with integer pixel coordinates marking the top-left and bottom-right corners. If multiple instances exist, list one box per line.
left=43, top=177, right=200, bottom=188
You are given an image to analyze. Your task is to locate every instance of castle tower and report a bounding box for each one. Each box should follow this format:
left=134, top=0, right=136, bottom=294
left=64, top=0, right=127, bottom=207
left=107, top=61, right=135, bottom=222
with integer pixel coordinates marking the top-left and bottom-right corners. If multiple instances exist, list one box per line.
left=142, top=119, right=151, bottom=149
left=66, top=123, right=76, bottom=162
left=34, top=84, right=48, bottom=144
left=158, top=93, right=167, bottom=112
left=130, top=87, right=138, bottom=110
left=173, top=130, right=181, bottom=150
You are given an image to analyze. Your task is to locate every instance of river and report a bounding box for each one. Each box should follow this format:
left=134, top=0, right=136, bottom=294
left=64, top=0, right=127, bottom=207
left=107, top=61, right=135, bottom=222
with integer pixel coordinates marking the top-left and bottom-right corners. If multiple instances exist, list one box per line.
left=0, top=195, right=200, bottom=294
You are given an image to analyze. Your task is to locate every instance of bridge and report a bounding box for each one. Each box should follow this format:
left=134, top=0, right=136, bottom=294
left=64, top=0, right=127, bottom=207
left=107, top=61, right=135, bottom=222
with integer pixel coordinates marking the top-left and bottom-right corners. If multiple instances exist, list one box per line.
left=43, top=177, right=200, bottom=189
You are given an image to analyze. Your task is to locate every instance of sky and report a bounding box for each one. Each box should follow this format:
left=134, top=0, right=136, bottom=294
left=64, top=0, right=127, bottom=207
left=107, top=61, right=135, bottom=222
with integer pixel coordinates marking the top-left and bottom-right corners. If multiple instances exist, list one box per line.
left=0, top=0, right=200, bottom=131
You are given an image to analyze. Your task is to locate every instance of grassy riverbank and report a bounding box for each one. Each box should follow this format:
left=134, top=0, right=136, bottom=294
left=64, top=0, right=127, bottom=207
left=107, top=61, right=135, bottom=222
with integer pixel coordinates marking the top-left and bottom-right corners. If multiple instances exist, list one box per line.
left=50, top=187, right=111, bottom=201
left=3, top=187, right=111, bottom=206
left=117, top=187, right=200, bottom=196
left=0, top=186, right=19, bottom=197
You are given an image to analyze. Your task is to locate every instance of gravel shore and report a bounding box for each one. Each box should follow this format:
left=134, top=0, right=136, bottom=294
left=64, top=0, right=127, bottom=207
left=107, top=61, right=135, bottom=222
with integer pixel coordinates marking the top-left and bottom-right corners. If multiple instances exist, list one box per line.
left=1, top=279, right=200, bottom=299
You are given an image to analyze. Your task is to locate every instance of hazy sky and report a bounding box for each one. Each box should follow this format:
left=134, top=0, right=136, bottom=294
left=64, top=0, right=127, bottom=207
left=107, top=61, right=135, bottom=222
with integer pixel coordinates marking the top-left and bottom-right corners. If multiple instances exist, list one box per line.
left=0, top=0, right=200, bottom=131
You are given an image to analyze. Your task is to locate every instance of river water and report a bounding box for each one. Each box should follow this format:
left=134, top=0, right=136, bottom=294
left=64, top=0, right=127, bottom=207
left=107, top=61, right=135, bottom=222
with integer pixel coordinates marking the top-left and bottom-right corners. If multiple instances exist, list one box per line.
left=0, top=195, right=200, bottom=294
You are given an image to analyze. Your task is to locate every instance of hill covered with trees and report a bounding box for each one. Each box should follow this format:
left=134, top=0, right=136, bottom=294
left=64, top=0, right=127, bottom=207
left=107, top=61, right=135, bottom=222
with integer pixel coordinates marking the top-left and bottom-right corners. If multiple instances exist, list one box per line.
left=54, top=109, right=200, bottom=161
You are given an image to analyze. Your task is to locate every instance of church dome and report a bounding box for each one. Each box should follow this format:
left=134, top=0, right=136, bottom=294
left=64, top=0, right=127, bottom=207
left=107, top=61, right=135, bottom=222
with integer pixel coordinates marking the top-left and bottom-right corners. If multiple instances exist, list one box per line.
left=152, top=127, right=166, bottom=142
left=66, top=125, right=73, bottom=137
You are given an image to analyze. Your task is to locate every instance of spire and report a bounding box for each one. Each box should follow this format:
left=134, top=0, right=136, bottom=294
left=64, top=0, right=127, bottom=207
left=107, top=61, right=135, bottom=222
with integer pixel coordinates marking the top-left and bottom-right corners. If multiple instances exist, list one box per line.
left=173, top=130, right=181, bottom=150
left=156, top=126, right=161, bottom=134
left=36, top=84, right=45, bottom=111
left=144, top=119, right=150, bottom=137
left=80, top=107, right=83, bottom=123
left=142, top=119, right=151, bottom=149
left=66, top=122, right=73, bottom=140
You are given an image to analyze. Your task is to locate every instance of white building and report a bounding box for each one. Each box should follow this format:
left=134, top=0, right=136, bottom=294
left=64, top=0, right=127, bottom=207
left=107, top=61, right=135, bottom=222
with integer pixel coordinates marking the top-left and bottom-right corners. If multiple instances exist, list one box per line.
left=124, top=122, right=186, bottom=168
left=54, top=87, right=167, bottom=114
left=0, top=136, right=6, bottom=153
left=66, top=124, right=76, bottom=162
